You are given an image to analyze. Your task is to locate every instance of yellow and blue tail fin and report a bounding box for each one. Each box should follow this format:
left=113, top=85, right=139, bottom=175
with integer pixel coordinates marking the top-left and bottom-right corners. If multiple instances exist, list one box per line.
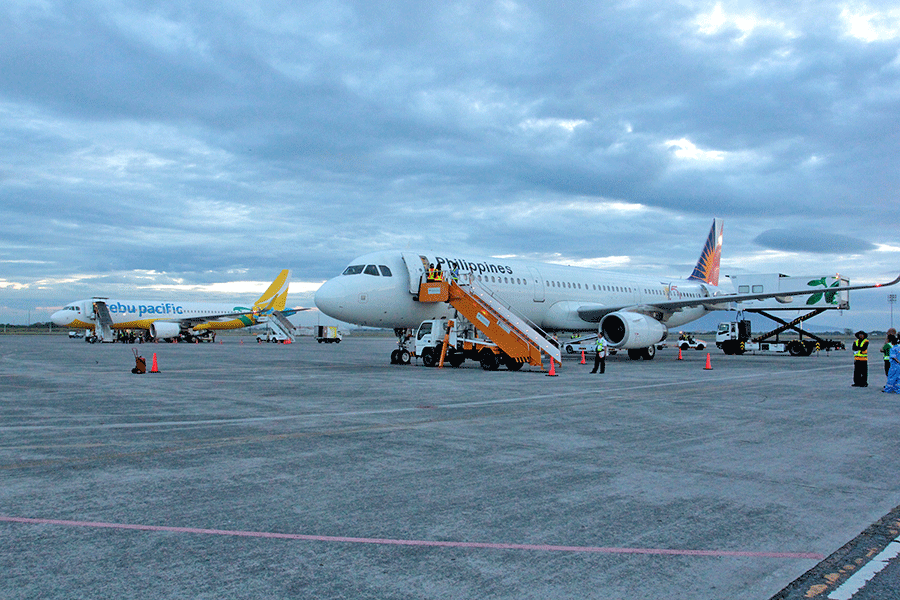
left=688, top=219, right=723, bottom=286
left=253, top=270, right=291, bottom=313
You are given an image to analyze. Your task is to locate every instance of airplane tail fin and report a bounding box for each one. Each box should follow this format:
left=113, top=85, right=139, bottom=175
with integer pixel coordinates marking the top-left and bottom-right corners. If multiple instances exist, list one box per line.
left=688, top=219, right=723, bottom=286
left=253, top=270, right=291, bottom=313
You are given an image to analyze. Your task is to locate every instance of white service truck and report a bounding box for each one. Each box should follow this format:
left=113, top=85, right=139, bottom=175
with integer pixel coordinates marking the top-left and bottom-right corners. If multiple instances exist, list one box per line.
left=315, top=326, right=342, bottom=343
left=410, top=318, right=523, bottom=371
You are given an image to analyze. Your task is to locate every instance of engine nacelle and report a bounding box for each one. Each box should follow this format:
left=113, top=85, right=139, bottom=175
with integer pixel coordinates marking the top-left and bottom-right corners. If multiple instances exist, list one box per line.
left=600, top=311, right=667, bottom=349
left=149, top=321, right=182, bottom=340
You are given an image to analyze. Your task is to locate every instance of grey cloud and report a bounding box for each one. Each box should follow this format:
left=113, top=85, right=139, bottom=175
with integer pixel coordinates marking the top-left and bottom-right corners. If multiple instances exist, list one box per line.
left=754, top=229, right=876, bottom=254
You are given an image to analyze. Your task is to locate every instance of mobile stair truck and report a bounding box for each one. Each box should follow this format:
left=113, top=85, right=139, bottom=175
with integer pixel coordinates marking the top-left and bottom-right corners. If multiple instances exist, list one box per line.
left=715, top=273, right=849, bottom=356
left=255, top=310, right=296, bottom=343
left=410, top=276, right=561, bottom=371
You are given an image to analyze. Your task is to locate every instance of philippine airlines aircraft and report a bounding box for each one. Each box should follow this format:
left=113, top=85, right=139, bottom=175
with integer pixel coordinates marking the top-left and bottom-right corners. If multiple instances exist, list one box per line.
left=52, top=270, right=304, bottom=342
left=315, top=220, right=899, bottom=361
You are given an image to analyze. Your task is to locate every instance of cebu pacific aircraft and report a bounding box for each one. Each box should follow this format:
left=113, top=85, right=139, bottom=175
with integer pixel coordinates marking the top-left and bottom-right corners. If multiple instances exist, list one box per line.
left=52, top=270, right=303, bottom=342
left=314, top=220, right=899, bottom=363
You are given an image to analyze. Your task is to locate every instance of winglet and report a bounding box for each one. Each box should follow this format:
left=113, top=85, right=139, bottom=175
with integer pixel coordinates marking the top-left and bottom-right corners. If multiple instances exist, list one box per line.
left=253, top=270, right=291, bottom=313
left=688, top=219, right=723, bottom=286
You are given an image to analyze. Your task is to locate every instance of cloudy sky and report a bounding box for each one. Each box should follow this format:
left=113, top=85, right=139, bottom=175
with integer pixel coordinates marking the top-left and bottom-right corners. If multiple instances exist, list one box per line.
left=2, top=0, right=898, bottom=329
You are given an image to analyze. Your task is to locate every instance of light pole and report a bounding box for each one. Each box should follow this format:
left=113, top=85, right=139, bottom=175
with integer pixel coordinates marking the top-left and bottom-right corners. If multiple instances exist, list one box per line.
left=890, top=293, right=897, bottom=330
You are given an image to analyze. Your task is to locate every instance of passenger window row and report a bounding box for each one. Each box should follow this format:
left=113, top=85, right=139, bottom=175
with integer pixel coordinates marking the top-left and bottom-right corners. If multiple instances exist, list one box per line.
left=549, top=281, right=633, bottom=293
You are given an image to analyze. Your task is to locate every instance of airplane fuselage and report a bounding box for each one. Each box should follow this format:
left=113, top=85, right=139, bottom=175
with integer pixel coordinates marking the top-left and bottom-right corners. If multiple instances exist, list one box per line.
left=51, top=299, right=259, bottom=331
left=314, top=250, right=715, bottom=333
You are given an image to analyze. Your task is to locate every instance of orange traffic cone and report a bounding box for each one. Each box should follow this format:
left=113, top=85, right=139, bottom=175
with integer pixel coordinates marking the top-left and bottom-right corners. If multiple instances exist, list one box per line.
left=704, top=353, right=712, bottom=370
left=546, top=358, right=558, bottom=377
left=677, top=348, right=683, bottom=360
left=580, top=350, right=586, bottom=364
left=150, top=353, right=160, bottom=373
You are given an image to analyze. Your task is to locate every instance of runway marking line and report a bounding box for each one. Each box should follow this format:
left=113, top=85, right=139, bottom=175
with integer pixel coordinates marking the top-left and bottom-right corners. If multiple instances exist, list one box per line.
left=0, top=515, right=823, bottom=560
left=827, top=535, right=900, bottom=599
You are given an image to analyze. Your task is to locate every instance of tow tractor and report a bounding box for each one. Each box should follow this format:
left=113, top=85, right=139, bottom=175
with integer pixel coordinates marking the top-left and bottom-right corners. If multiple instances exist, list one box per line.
left=674, top=332, right=707, bottom=351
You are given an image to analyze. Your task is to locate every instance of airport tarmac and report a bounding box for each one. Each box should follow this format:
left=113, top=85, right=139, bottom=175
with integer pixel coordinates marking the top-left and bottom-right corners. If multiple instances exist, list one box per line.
left=1, top=334, right=898, bottom=599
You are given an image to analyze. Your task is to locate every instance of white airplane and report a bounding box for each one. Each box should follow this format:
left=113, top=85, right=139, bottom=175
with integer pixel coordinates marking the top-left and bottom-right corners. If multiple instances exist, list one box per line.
left=52, top=270, right=305, bottom=342
left=314, top=220, right=899, bottom=362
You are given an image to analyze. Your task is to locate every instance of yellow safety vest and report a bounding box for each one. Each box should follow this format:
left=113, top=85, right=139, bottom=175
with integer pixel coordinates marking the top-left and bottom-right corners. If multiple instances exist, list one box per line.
left=853, top=339, right=868, bottom=360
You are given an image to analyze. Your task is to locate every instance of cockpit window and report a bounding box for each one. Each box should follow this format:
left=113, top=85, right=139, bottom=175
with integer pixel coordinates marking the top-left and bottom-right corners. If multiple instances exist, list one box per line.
left=342, top=265, right=365, bottom=275
left=364, top=265, right=380, bottom=276
left=379, top=265, right=392, bottom=277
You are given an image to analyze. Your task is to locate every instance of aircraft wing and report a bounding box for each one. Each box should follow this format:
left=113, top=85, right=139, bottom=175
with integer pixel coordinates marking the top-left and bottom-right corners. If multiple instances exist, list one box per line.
left=165, top=307, right=312, bottom=328
left=278, top=307, right=312, bottom=317
left=576, top=273, right=900, bottom=323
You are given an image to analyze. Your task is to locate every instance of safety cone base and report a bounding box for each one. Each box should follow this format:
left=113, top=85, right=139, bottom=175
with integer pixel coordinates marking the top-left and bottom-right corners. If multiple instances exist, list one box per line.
left=546, top=359, right=558, bottom=376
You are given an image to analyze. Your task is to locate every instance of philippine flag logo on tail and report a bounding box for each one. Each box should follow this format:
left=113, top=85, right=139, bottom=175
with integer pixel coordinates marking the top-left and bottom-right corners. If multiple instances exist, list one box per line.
left=688, top=219, right=723, bottom=286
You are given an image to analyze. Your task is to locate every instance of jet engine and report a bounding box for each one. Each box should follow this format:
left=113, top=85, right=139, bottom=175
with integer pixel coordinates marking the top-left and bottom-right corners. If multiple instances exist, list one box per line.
left=599, top=311, right=667, bottom=349
left=149, top=321, right=182, bottom=340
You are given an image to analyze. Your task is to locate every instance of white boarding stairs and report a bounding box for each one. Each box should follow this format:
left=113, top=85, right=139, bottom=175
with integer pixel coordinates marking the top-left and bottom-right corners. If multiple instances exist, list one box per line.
left=260, top=310, right=296, bottom=342
left=91, top=300, right=115, bottom=342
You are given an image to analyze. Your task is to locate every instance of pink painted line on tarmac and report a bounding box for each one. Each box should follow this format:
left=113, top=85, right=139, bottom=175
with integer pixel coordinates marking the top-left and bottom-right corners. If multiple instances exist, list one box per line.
left=0, top=516, right=823, bottom=559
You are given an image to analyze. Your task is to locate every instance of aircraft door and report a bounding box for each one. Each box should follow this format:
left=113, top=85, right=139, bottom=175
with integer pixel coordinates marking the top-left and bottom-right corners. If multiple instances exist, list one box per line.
left=528, top=267, right=545, bottom=302
left=401, top=252, right=430, bottom=294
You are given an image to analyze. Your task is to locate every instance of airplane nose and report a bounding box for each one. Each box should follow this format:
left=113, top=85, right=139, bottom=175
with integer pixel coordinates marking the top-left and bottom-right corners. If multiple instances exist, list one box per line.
left=50, top=310, right=68, bottom=326
left=314, top=278, right=349, bottom=319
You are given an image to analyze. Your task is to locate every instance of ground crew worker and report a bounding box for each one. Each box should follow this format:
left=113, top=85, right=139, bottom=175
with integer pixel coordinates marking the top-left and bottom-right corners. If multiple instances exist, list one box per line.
left=883, top=328, right=897, bottom=377
left=590, top=336, right=607, bottom=374
left=852, top=330, right=869, bottom=387
left=427, top=264, right=437, bottom=281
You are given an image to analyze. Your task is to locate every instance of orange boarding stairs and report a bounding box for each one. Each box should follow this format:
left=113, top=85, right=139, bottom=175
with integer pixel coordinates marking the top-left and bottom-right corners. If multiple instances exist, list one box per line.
left=418, top=278, right=561, bottom=369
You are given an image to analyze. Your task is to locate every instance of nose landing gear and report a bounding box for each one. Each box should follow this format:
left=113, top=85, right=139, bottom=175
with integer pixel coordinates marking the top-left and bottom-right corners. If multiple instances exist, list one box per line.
left=390, top=328, right=413, bottom=364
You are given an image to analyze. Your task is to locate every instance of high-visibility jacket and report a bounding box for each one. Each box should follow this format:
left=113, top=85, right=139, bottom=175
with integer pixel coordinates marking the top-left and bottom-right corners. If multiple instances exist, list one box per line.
left=595, top=339, right=607, bottom=357
left=853, top=338, right=869, bottom=360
